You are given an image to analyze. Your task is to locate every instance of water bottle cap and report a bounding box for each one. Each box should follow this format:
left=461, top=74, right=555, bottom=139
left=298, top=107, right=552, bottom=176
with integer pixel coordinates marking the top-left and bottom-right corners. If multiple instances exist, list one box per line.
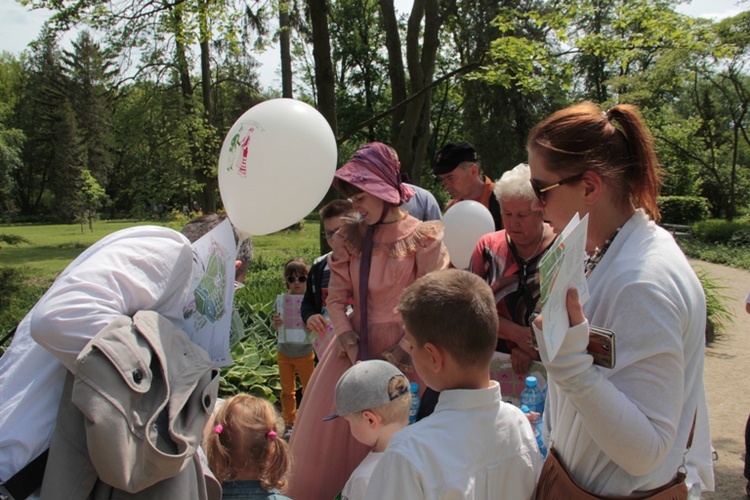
left=525, top=376, right=538, bottom=388
left=410, top=382, right=419, bottom=393
left=520, top=405, right=530, bottom=413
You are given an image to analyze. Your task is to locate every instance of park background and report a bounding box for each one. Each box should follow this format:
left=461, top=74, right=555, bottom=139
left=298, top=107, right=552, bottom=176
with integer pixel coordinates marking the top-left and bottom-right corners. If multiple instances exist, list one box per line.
left=1, top=0, right=750, bottom=494
left=1, top=0, right=750, bottom=417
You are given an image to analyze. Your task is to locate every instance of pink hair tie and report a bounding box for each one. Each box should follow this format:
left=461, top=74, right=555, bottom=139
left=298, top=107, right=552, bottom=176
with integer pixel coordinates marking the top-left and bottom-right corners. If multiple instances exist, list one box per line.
left=266, top=430, right=278, bottom=440
left=213, top=424, right=224, bottom=435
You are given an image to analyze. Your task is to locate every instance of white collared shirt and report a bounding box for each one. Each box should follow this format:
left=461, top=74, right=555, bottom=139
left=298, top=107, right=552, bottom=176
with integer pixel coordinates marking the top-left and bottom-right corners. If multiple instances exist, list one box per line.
left=364, top=381, right=541, bottom=500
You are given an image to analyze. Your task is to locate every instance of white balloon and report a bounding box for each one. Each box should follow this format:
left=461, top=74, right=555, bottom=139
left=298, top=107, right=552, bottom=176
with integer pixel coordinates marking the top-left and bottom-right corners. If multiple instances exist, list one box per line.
left=442, top=200, right=496, bottom=269
left=218, top=99, right=337, bottom=236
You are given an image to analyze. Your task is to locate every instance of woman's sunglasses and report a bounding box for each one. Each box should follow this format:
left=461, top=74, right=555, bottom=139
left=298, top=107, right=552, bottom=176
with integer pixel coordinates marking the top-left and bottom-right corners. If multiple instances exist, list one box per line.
left=530, top=172, right=585, bottom=205
left=287, top=275, right=308, bottom=283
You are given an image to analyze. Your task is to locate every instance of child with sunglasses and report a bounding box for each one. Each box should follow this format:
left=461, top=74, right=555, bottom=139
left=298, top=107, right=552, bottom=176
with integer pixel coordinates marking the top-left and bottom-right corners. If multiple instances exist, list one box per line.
left=272, top=258, right=315, bottom=439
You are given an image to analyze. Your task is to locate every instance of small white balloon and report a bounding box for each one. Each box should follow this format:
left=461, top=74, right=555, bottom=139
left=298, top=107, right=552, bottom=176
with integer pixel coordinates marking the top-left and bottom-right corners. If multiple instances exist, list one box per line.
left=218, top=99, right=337, bottom=236
left=442, top=200, right=496, bottom=269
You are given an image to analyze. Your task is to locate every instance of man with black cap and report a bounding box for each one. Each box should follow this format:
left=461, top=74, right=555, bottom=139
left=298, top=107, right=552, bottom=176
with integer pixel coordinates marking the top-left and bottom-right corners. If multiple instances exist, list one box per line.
left=432, top=141, right=502, bottom=230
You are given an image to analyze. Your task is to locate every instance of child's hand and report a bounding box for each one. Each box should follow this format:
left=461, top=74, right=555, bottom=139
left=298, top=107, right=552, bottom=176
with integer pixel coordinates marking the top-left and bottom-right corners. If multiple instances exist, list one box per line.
left=306, top=314, right=329, bottom=334
left=525, top=410, right=540, bottom=425
left=272, top=313, right=283, bottom=330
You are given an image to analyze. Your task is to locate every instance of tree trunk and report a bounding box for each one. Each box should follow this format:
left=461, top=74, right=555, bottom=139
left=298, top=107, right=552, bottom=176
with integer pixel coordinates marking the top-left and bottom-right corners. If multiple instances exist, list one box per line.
left=307, top=0, right=338, bottom=136
left=280, top=2, right=293, bottom=98
left=198, top=37, right=217, bottom=213
left=394, top=0, right=448, bottom=181
left=378, top=0, right=407, bottom=147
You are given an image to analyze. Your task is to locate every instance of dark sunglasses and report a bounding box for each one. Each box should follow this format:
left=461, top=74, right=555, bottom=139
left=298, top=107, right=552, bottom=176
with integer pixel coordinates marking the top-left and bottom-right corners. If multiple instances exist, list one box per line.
left=287, top=275, right=308, bottom=283
left=530, top=172, right=585, bottom=204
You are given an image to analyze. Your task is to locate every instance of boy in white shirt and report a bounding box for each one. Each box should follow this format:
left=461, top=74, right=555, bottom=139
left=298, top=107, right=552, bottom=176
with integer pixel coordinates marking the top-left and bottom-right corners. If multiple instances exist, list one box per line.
left=365, top=269, right=542, bottom=500
left=325, top=360, right=411, bottom=500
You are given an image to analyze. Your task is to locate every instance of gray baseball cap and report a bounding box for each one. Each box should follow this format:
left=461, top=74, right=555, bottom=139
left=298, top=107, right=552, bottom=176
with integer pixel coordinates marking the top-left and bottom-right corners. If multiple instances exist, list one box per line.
left=323, top=360, right=409, bottom=420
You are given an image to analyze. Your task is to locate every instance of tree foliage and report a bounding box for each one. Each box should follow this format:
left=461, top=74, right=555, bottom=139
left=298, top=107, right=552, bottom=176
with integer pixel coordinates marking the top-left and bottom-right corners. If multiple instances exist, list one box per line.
left=0, top=0, right=748, bottom=221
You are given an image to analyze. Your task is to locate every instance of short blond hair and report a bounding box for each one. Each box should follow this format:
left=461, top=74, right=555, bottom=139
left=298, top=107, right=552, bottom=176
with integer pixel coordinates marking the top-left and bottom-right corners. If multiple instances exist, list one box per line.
left=350, top=375, right=411, bottom=426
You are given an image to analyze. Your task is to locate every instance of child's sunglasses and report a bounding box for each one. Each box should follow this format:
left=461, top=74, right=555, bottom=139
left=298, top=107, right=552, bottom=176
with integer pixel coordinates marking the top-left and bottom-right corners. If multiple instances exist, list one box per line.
left=287, top=275, right=308, bottom=283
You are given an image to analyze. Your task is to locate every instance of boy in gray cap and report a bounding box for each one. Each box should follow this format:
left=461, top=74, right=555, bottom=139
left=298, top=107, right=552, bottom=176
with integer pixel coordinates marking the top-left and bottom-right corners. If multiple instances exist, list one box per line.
left=325, top=360, right=411, bottom=500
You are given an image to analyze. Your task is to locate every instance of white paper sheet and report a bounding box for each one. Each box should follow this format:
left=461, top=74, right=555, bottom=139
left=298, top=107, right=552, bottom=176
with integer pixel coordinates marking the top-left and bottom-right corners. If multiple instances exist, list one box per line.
left=538, top=213, right=590, bottom=362
left=182, top=218, right=237, bottom=366
left=275, top=294, right=309, bottom=344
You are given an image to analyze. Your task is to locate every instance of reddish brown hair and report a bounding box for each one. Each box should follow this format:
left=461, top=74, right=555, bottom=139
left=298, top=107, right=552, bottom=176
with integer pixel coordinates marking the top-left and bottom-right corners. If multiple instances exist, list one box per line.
left=527, top=101, right=662, bottom=221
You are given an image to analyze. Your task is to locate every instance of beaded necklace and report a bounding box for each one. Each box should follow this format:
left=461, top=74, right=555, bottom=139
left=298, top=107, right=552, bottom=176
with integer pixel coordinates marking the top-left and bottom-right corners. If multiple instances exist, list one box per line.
left=585, top=227, right=621, bottom=277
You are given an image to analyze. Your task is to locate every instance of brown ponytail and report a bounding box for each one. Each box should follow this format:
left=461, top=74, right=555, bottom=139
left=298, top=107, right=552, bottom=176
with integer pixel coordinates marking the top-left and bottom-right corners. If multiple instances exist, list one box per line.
left=527, top=101, right=662, bottom=221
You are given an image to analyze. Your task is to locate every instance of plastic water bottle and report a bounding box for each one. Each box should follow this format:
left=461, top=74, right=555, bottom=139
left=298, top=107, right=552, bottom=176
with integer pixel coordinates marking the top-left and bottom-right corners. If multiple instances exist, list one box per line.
left=409, top=382, right=420, bottom=424
left=521, top=405, right=547, bottom=458
left=520, top=376, right=544, bottom=414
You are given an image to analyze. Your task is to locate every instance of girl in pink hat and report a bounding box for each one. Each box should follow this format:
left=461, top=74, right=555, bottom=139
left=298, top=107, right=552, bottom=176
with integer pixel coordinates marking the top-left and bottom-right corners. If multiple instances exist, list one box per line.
left=287, top=142, right=449, bottom=500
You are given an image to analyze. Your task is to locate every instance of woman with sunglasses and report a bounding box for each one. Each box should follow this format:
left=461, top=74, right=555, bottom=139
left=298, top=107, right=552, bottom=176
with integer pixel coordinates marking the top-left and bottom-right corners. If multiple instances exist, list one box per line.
left=468, top=163, right=556, bottom=375
left=528, top=102, right=714, bottom=497
left=287, top=142, right=449, bottom=499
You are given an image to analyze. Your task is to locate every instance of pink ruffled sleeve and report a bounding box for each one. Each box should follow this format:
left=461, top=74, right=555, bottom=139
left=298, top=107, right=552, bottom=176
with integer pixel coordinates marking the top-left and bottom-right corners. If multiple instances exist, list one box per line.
left=414, top=221, right=450, bottom=277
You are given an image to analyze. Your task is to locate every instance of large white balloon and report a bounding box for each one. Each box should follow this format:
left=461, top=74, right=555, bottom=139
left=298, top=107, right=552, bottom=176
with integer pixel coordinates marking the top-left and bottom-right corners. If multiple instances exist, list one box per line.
left=218, top=99, right=337, bottom=236
left=442, top=200, right=496, bottom=269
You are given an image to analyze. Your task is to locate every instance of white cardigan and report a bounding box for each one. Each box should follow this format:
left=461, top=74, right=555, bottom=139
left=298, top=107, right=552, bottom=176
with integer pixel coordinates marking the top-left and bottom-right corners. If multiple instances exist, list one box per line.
left=535, top=210, right=714, bottom=495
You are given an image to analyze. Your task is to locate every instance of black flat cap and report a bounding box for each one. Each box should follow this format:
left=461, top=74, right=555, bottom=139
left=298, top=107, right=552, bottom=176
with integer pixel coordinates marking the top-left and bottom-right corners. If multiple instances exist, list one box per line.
left=432, top=142, right=478, bottom=175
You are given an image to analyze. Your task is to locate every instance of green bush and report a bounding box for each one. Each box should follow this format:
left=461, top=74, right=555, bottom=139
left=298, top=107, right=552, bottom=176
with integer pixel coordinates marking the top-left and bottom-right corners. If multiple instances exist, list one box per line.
left=658, top=196, right=709, bottom=225
left=695, top=270, right=733, bottom=342
left=692, top=219, right=750, bottom=244
left=219, top=299, right=281, bottom=400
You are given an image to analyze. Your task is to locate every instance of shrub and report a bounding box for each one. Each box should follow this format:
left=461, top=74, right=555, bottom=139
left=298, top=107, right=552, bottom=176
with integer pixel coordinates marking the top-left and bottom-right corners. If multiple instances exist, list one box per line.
left=680, top=239, right=750, bottom=270
left=0, top=234, right=31, bottom=248
left=219, top=299, right=281, bottom=400
left=695, top=270, right=733, bottom=343
left=692, top=219, right=750, bottom=244
left=658, top=196, right=709, bottom=225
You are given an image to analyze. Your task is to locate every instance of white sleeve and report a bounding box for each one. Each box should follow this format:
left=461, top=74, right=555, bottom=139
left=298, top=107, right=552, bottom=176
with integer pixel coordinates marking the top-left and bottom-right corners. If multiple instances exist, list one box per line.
left=342, top=474, right=369, bottom=500
left=30, top=232, right=194, bottom=372
left=363, top=452, right=423, bottom=500
left=536, top=281, right=686, bottom=476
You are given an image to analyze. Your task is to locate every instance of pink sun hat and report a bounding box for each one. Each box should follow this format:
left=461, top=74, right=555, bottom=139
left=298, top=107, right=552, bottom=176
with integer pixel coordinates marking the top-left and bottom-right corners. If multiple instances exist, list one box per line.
left=333, top=142, right=414, bottom=205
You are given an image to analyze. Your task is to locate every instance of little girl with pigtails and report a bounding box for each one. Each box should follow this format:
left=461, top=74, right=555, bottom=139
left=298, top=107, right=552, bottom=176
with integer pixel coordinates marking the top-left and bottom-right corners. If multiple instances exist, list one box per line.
left=204, top=394, right=293, bottom=499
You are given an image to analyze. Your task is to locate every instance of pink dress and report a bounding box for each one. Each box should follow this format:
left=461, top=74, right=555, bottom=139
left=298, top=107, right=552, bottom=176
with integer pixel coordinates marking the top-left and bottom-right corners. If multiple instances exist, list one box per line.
left=287, top=214, right=449, bottom=500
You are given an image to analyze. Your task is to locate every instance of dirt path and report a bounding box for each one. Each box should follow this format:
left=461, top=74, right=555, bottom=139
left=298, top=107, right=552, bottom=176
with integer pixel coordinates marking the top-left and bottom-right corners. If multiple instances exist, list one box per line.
left=690, top=259, right=750, bottom=499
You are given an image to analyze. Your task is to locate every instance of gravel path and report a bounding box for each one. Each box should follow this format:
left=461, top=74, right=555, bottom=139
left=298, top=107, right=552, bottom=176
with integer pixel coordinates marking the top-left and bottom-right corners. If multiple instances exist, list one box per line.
left=690, top=259, right=750, bottom=499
